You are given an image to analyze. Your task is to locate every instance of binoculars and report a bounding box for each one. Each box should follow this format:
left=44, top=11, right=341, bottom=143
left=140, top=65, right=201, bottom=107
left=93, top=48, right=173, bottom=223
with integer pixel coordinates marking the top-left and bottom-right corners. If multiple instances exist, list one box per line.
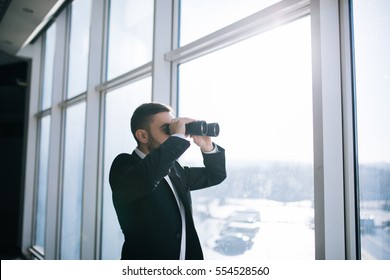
left=164, top=121, right=220, bottom=137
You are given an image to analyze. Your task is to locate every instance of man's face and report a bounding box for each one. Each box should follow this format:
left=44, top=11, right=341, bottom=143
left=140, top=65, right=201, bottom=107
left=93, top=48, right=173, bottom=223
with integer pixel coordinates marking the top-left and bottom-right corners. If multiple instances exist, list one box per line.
left=146, top=112, right=173, bottom=151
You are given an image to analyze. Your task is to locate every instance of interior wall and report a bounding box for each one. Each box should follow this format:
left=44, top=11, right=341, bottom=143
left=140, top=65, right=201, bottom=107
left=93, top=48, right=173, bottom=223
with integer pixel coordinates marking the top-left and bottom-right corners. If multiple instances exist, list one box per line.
left=0, top=61, right=29, bottom=259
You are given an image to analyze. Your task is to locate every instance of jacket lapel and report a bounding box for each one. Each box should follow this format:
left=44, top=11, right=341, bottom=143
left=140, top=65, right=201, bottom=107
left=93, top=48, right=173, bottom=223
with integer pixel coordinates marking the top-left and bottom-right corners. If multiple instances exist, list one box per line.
left=169, top=162, right=193, bottom=213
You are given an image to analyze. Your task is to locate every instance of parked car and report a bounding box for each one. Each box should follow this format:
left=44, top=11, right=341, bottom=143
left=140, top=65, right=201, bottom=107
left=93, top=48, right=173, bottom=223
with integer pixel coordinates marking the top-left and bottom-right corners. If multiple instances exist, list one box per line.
left=213, top=235, right=253, bottom=255
left=220, top=221, right=260, bottom=239
left=227, top=210, right=261, bottom=224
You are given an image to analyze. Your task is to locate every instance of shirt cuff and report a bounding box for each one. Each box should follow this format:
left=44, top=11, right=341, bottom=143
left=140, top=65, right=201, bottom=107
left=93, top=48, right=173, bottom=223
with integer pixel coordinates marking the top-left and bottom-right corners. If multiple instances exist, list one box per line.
left=171, top=134, right=187, bottom=140
left=202, top=143, right=219, bottom=154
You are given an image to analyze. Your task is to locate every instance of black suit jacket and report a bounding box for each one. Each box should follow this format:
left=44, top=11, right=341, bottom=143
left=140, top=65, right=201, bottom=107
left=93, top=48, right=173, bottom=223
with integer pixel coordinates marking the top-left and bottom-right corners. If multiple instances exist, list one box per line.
left=109, top=136, right=226, bottom=260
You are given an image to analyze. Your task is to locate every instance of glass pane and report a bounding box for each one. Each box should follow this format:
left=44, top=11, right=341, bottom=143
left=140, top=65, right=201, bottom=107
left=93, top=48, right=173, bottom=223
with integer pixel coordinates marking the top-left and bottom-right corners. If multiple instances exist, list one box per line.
left=178, top=17, right=314, bottom=259
left=34, top=116, right=51, bottom=253
left=67, top=0, right=92, bottom=98
left=179, top=0, right=280, bottom=45
left=101, top=77, right=152, bottom=259
left=41, top=23, right=56, bottom=110
left=106, top=0, right=154, bottom=80
left=352, top=0, right=390, bottom=260
left=60, top=102, right=86, bottom=259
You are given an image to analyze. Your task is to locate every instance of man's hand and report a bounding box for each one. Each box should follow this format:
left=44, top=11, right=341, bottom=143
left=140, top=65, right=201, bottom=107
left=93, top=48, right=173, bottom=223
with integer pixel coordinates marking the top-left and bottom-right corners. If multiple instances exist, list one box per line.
left=169, top=117, right=195, bottom=136
left=192, top=135, right=214, bottom=152
left=170, top=118, right=214, bottom=152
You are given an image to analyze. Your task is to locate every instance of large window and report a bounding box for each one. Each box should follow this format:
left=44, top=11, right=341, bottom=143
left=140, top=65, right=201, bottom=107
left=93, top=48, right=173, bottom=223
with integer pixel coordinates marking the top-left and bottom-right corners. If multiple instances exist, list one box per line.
left=106, top=0, right=154, bottom=80
left=60, top=102, right=87, bottom=259
left=59, top=0, right=92, bottom=259
left=101, top=78, right=152, bottom=259
left=66, top=0, right=92, bottom=98
left=352, top=0, right=390, bottom=260
left=178, top=16, right=314, bottom=259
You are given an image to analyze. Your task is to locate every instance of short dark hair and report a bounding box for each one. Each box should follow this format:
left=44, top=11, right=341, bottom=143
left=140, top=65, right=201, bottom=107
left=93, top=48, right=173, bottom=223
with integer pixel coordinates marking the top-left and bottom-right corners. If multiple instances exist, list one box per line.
left=130, top=103, right=172, bottom=142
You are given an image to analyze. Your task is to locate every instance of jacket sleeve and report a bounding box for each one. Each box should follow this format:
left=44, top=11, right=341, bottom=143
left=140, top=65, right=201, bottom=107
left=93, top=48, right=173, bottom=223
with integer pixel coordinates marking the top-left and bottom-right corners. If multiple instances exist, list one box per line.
left=184, top=144, right=227, bottom=191
left=109, top=136, right=191, bottom=202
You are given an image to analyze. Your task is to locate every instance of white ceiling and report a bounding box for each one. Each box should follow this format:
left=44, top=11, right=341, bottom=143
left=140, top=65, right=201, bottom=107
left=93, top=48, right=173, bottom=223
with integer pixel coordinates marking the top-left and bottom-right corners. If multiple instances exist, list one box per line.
left=0, top=0, right=65, bottom=56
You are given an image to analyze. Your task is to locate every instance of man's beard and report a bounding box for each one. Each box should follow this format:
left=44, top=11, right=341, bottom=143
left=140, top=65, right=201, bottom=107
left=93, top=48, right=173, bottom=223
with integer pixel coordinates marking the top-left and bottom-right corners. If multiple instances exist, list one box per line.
left=146, top=132, right=160, bottom=152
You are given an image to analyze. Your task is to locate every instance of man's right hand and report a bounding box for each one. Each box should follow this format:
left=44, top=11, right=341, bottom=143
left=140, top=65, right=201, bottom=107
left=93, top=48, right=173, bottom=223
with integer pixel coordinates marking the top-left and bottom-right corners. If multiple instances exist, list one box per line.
left=169, top=117, right=195, bottom=136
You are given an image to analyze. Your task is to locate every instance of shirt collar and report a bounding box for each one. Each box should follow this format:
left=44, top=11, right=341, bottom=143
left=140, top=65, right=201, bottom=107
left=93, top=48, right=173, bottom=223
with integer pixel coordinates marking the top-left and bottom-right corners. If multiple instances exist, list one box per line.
left=135, top=147, right=146, bottom=159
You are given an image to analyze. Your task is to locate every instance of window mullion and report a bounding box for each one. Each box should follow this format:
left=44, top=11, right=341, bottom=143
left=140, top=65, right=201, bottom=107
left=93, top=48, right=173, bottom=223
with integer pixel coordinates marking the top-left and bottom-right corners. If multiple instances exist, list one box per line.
left=80, top=0, right=106, bottom=260
left=44, top=9, right=68, bottom=260
left=339, top=0, right=359, bottom=260
left=152, top=0, right=175, bottom=105
left=311, top=0, right=346, bottom=260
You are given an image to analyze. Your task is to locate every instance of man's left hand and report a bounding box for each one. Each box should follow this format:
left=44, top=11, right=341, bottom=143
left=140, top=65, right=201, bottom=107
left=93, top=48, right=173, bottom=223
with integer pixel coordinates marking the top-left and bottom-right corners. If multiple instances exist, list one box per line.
left=191, top=135, right=214, bottom=152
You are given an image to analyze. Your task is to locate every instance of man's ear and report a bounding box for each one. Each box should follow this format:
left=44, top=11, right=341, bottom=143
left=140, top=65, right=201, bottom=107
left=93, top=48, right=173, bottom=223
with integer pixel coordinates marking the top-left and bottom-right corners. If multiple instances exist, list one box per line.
left=135, top=129, right=148, bottom=144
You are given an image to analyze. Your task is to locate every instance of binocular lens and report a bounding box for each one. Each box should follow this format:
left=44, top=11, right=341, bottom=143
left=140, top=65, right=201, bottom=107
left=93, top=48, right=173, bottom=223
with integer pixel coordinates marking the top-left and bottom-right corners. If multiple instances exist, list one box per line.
left=206, top=123, right=219, bottom=137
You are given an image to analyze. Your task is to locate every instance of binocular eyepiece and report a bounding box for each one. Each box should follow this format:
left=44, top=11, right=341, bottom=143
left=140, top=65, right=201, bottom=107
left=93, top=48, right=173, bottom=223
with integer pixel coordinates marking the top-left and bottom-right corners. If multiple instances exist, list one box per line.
left=164, top=121, right=220, bottom=137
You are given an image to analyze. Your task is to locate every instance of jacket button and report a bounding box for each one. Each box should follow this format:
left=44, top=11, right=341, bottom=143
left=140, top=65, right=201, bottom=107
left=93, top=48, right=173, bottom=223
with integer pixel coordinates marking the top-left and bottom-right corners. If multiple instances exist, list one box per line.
left=176, top=233, right=182, bottom=239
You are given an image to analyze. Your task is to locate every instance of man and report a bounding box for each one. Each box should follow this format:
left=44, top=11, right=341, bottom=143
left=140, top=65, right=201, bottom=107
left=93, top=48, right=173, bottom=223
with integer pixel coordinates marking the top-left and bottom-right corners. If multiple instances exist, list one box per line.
left=109, top=103, right=226, bottom=260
